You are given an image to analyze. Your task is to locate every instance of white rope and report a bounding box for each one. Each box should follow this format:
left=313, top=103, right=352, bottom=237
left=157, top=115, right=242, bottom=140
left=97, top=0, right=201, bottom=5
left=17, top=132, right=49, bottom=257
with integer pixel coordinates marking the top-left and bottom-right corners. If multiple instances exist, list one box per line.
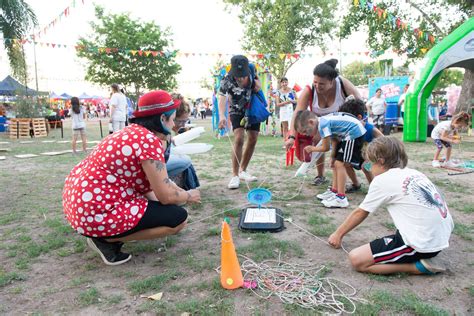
left=239, top=254, right=366, bottom=313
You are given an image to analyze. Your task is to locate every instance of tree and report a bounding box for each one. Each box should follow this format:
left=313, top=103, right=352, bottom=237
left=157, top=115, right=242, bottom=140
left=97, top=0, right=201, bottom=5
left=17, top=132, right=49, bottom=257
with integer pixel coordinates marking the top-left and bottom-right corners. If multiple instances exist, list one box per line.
left=223, top=0, right=337, bottom=81
left=0, top=0, right=37, bottom=82
left=77, top=6, right=180, bottom=99
left=340, top=0, right=473, bottom=113
left=434, top=69, right=464, bottom=90
left=343, top=60, right=411, bottom=86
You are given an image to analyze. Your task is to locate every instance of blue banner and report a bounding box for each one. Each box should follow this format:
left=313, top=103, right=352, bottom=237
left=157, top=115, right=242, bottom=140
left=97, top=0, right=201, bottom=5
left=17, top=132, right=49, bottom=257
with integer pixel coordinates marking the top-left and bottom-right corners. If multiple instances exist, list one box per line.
left=368, top=76, right=410, bottom=103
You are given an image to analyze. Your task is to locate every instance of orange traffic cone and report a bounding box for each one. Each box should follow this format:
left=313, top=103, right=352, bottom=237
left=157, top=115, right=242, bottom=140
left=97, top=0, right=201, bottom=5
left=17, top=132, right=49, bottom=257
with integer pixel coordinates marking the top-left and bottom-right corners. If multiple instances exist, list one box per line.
left=220, top=219, right=243, bottom=290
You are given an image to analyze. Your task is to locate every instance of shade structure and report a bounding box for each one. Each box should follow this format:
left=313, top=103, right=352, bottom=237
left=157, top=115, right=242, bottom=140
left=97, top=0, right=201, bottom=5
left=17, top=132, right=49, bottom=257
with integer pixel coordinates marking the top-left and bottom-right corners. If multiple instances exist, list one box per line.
left=78, top=92, right=91, bottom=100
left=0, top=75, right=39, bottom=96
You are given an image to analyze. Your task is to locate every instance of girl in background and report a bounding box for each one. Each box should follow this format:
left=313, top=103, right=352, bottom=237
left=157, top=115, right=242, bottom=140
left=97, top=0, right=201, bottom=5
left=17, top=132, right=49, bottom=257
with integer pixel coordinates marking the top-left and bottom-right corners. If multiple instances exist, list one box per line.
left=71, top=97, right=87, bottom=154
left=276, top=77, right=297, bottom=144
left=431, top=111, right=469, bottom=168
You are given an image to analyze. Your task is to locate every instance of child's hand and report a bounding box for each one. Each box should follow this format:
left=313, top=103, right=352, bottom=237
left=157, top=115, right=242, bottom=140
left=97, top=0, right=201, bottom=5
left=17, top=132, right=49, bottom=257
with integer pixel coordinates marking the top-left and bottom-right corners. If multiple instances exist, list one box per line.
left=329, top=157, right=336, bottom=169
left=304, top=145, right=316, bottom=153
left=452, top=138, right=461, bottom=144
left=328, top=233, right=342, bottom=249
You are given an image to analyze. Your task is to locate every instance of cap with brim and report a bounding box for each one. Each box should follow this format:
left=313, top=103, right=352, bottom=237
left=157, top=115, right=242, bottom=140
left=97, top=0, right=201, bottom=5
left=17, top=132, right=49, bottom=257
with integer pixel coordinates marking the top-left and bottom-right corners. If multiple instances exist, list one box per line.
left=229, top=55, right=250, bottom=78
left=133, top=90, right=181, bottom=118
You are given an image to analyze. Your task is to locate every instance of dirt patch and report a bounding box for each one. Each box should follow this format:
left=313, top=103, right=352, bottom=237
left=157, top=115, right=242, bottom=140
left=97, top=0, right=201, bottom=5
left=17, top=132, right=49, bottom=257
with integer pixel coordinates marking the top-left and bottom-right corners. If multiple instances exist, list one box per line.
left=0, top=120, right=473, bottom=314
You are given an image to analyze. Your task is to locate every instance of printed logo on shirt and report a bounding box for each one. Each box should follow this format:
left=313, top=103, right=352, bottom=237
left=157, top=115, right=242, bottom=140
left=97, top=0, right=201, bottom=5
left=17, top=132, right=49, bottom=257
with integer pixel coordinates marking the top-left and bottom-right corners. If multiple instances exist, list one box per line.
left=383, top=237, right=393, bottom=245
left=402, top=175, right=449, bottom=218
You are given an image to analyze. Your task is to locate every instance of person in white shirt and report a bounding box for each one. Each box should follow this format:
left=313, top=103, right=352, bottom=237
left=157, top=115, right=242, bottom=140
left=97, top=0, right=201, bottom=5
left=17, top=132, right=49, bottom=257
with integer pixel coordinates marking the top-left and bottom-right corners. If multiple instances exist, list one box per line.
left=109, top=83, right=127, bottom=132
left=398, top=84, right=409, bottom=119
left=328, top=136, right=453, bottom=275
left=366, top=88, right=387, bottom=130
left=430, top=111, right=469, bottom=167
left=70, top=97, right=87, bottom=154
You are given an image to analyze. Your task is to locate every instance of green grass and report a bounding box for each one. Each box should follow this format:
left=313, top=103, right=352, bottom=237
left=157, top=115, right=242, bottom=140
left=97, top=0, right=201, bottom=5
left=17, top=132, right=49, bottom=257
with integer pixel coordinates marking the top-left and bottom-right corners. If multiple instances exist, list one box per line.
left=237, top=232, right=304, bottom=261
left=453, top=222, right=474, bottom=241
left=77, top=287, right=101, bottom=306
left=356, top=290, right=448, bottom=315
left=367, top=273, right=408, bottom=283
left=0, top=270, right=26, bottom=287
left=308, top=213, right=336, bottom=237
left=382, top=221, right=396, bottom=230
left=127, top=270, right=182, bottom=295
left=469, top=285, right=474, bottom=297
left=450, top=202, right=474, bottom=214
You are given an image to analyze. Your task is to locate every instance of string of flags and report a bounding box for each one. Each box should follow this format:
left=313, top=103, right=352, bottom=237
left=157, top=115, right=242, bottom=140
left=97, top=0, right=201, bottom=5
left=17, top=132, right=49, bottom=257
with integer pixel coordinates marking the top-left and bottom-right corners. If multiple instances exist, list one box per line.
left=2, top=38, right=414, bottom=59
left=353, top=0, right=437, bottom=45
left=28, top=0, right=86, bottom=40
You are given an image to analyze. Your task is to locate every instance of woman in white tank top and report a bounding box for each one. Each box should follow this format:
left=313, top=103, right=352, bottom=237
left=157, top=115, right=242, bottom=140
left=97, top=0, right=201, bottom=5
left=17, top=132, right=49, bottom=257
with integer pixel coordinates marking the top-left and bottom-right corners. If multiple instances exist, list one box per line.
left=285, top=59, right=361, bottom=185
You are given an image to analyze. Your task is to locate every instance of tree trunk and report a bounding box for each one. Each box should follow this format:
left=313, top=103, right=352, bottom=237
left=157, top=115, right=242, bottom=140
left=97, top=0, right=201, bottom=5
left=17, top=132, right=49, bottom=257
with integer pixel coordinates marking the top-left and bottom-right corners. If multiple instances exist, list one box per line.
left=456, top=69, right=474, bottom=114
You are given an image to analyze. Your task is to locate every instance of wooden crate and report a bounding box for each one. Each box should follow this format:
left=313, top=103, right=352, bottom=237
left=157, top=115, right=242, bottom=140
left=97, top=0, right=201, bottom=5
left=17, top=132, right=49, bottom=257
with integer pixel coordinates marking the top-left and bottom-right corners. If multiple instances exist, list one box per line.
left=32, top=118, right=47, bottom=137
left=9, top=118, right=31, bottom=139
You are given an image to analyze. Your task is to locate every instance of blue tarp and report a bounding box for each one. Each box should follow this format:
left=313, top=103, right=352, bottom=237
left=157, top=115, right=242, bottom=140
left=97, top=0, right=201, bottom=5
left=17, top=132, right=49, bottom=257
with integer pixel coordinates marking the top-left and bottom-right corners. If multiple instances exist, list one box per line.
left=0, top=75, right=38, bottom=96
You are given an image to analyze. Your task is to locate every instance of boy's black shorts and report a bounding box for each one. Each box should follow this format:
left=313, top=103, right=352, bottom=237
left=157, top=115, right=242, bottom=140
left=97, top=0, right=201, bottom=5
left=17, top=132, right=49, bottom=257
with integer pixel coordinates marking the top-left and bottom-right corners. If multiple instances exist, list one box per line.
left=335, top=136, right=364, bottom=170
left=370, top=230, right=440, bottom=264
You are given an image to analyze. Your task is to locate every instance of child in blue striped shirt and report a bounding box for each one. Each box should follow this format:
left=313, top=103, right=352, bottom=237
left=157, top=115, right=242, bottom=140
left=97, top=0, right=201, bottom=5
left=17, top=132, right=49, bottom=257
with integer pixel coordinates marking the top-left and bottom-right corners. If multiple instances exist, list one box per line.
left=294, top=102, right=366, bottom=208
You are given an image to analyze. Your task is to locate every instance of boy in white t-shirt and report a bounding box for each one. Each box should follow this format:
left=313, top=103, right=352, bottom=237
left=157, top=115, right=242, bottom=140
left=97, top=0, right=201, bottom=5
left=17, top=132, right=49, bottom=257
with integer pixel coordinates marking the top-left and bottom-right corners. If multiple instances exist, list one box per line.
left=328, top=136, right=453, bottom=275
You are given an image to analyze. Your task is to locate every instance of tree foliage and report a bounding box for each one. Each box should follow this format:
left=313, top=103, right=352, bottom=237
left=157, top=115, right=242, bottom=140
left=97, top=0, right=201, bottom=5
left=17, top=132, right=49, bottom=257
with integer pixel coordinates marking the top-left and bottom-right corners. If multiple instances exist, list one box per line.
left=340, top=0, right=470, bottom=58
left=77, top=6, right=180, bottom=99
left=434, top=69, right=464, bottom=90
left=341, top=0, right=472, bottom=113
left=342, top=60, right=411, bottom=86
left=0, top=0, right=37, bottom=82
left=223, top=0, right=337, bottom=81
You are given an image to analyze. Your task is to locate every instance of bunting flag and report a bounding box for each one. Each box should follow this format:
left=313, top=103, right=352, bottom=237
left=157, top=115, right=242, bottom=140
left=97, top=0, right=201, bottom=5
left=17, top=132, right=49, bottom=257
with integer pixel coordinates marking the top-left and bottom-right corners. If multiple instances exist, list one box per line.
left=28, top=0, right=87, bottom=41
left=353, top=0, right=437, bottom=45
left=2, top=37, right=425, bottom=59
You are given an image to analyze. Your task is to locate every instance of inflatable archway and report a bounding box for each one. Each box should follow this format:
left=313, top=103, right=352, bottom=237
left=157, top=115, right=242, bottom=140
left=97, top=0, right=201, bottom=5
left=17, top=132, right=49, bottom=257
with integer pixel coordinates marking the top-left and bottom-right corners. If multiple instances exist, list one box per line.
left=404, top=17, right=474, bottom=142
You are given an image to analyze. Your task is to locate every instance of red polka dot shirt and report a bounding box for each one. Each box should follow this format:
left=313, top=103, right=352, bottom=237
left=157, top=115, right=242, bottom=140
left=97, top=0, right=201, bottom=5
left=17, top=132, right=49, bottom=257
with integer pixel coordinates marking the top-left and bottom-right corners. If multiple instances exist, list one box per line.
left=63, top=124, right=164, bottom=237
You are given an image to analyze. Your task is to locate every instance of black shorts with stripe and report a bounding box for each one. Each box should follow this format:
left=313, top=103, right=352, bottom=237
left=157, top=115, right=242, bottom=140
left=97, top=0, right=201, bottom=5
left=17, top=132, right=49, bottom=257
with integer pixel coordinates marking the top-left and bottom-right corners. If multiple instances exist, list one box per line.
left=370, top=230, right=440, bottom=264
left=335, top=136, right=364, bottom=170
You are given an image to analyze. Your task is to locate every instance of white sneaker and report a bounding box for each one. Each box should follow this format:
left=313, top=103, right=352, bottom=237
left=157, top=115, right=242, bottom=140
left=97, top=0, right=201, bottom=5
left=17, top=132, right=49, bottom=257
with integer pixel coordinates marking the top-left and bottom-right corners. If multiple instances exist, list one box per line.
left=442, top=160, right=457, bottom=168
left=227, top=176, right=240, bottom=189
left=432, top=160, right=441, bottom=168
left=239, top=171, right=257, bottom=182
left=322, top=196, right=349, bottom=208
left=316, top=189, right=336, bottom=200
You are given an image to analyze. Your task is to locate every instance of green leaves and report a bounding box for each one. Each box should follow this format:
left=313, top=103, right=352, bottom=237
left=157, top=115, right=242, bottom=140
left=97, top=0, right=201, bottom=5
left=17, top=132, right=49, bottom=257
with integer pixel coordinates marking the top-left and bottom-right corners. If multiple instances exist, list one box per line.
left=224, top=0, right=337, bottom=79
left=76, top=5, right=180, bottom=99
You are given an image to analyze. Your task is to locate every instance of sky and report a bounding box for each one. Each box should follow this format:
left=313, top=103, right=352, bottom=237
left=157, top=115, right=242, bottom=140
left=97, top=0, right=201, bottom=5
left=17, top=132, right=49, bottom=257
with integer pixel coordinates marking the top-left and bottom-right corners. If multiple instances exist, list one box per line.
left=0, top=0, right=414, bottom=98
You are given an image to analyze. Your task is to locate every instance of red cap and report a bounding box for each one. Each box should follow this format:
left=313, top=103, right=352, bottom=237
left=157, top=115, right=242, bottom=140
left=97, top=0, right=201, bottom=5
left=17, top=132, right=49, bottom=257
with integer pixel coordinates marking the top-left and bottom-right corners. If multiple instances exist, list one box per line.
left=133, top=90, right=180, bottom=118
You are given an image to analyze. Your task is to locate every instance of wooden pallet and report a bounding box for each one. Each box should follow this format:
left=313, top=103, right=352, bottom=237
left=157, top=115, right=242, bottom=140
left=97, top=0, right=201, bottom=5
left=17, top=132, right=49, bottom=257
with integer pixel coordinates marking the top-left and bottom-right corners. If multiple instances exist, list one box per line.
left=32, top=118, right=47, bottom=137
left=9, top=119, right=31, bottom=139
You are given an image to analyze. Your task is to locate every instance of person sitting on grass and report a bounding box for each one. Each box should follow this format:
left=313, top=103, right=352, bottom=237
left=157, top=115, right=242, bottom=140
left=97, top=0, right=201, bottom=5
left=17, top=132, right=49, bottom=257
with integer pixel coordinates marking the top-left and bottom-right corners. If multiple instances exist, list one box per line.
left=328, top=136, right=453, bottom=275
left=336, top=98, right=383, bottom=192
left=294, top=107, right=366, bottom=208
left=431, top=111, right=469, bottom=168
left=165, top=93, right=200, bottom=190
left=63, top=90, right=201, bottom=266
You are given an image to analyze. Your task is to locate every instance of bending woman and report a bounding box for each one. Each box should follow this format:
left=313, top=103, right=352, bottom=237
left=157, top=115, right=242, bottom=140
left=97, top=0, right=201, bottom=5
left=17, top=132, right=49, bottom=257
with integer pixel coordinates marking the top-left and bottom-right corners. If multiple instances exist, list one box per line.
left=63, top=90, right=201, bottom=266
left=285, top=59, right=360, bottom=185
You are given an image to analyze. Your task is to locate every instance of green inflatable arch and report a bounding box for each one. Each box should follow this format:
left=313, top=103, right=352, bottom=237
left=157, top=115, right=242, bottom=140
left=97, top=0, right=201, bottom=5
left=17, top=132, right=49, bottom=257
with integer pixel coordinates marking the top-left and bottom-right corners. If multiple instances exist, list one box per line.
left=404, top=17, right=474, bottom=142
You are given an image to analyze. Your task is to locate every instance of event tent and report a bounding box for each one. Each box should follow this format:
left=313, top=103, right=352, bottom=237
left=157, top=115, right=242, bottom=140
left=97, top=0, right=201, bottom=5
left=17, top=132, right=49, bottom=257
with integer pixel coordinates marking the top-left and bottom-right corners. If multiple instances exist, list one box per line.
left=0, top=75, right=39, bottom=96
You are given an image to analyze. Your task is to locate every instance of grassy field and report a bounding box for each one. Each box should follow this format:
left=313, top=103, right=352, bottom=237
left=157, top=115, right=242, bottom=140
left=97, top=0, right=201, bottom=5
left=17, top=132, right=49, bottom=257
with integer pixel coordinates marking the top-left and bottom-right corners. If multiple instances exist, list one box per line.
left=0, top=117, right=473, bottom=314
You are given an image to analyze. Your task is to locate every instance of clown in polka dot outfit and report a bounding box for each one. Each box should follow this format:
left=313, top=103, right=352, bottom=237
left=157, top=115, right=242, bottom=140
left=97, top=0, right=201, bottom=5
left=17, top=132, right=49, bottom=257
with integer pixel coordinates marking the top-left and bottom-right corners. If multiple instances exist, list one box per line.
left=63, top=90, right=201, bottom=265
